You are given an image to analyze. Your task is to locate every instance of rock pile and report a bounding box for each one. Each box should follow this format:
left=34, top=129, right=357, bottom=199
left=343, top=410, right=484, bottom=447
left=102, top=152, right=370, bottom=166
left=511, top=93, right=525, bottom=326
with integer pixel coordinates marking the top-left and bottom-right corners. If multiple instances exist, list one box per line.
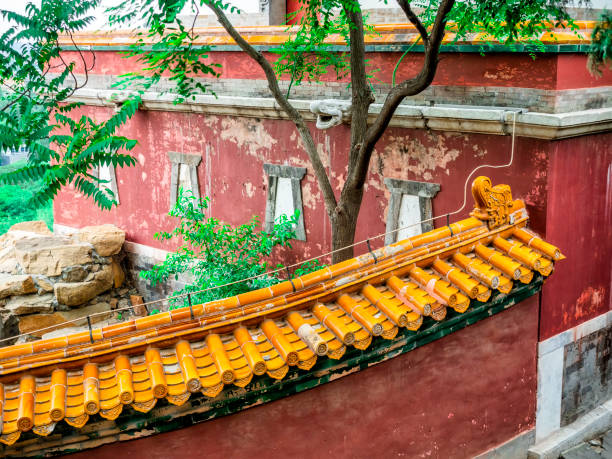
left=0, top=221, right=138, bottom=342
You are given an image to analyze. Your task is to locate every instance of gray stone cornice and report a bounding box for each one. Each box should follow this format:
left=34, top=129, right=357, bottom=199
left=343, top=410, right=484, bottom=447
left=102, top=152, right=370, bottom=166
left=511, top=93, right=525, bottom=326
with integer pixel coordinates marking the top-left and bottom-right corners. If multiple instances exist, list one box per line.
left=70, top=88, right=612, bottom=140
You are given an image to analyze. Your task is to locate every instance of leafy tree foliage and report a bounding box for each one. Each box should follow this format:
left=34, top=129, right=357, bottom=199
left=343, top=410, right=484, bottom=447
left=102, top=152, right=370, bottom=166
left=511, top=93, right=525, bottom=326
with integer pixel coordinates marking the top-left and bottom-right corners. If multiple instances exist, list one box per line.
left=0, top=1, right=140, bottom=209
left=588, top=11, right=612, bottom=76
left=108, top=0, right=231, bottom=102
left=140, top=189, right=324, bottom=307
left=0, top=185, right=39, bottom=233
left=0, top=161, right=53, bottom=234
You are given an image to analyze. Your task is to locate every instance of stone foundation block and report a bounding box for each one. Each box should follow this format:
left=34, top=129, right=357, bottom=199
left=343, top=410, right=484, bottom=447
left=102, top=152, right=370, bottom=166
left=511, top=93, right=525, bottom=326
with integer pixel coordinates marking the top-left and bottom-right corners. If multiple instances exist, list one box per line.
left=34, top=276, right=54, bottom=293
left=15, top=236, right=93, bottom=276
left=0, top=274, right=36, bottom=299
left=54, top=265, right=113, bottom=306
left=18, top=302, right=113, bottom=337
left=4, top=293, right=54, bottom=315
left=111, top=259, right=125, bottom=288
left=7, top=221, right=52, bottom=235
left=78, top=225, right=125, bottom=257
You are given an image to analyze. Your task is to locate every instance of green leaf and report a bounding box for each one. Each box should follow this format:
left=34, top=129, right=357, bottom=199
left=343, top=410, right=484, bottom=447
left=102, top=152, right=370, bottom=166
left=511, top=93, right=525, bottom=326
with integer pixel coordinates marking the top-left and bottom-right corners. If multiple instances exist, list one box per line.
left=0, top=0, right=138, bottom=210
left=588, top=11, right=612, bottom=76
left=140, top=189, right=325, bottom=310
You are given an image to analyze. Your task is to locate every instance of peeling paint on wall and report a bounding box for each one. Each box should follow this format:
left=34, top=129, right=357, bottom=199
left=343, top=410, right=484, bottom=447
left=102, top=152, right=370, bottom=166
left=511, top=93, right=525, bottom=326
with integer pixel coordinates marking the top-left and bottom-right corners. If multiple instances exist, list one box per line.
left=381, top=133, right=460, bottom=181
left=243, top=182, right=255, bottom=198
left=302, top=182, right=319, bottom=211
left=473, top=144, right=488, bottom=158
left=524, top=150, right=548, bottom=210
left=203, top=115, right=219, bottom=128
left=484, top=64, right=522, bottom=82
left=315, top=141, right=331, bottom=170
left=563, top=286, right=607, bottom=327
left=220, top=117, right=277, bottom=157
left=289, top=130, right=303, bottom=149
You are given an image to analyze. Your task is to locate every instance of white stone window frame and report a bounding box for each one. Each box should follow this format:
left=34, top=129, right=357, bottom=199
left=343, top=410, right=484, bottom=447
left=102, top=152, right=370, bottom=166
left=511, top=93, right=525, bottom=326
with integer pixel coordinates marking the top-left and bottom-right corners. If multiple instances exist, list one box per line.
left=167, top=151, right=202, bottom=209
left=384, top=178, right=441, bottom=245
left=93, top=163, right=120, bottom=205
left=263, top=163, right=307, bottom=241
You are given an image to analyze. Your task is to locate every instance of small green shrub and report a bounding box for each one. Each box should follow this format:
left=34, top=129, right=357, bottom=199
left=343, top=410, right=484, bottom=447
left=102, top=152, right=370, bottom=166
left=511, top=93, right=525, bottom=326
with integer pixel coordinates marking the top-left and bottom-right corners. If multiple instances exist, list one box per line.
left=140, top=189, right=324, bottom=310
left=0, top=160, right=53, bottom=234
left=588, top=11, right=612, bottom=76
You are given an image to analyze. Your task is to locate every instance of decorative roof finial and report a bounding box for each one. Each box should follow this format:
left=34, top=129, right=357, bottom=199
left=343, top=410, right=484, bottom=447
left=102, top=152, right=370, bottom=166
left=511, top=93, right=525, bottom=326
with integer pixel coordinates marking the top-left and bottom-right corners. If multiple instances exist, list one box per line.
left=470, top=176, right=516, bottom=229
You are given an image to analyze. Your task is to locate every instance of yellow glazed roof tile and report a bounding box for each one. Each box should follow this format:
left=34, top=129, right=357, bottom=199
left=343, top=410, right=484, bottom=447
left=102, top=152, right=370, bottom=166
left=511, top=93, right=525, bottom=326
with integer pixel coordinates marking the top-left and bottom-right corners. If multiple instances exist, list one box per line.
left=57, top=22, right=596, bottom=48
left=0, top=176, right=563, bottom=446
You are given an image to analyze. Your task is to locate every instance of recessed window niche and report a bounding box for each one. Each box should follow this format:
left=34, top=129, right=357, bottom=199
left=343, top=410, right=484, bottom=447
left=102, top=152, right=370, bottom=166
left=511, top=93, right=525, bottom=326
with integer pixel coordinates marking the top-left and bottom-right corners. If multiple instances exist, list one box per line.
left=167, top=151, right=202, bottom=209
left=384, top=178, right=440, bottom=245
left=263, top=163, right=307, bottom=241
left=93, top=163, right=119, bottom=204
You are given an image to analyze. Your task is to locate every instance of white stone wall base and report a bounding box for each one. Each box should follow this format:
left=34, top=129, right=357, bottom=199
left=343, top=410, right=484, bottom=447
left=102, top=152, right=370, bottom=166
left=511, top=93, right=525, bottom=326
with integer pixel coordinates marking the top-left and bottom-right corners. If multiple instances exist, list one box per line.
left=535, top=310, right=612, bottom=440
left=528, top=398, right=612, bottom=459
left=475, top=429, right=536, bottom=459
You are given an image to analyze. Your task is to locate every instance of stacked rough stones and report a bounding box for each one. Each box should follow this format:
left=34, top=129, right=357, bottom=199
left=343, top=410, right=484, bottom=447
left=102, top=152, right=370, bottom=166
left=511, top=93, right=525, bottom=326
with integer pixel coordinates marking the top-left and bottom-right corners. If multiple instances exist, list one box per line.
left=0, top=221, right=135, bottom=342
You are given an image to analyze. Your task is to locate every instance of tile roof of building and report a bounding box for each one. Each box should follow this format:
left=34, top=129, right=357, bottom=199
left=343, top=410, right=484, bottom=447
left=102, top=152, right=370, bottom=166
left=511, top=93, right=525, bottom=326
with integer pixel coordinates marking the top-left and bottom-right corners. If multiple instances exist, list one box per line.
left=58, top=21, right=596, bottom=48
left=0, top=176, right=563, bottom=446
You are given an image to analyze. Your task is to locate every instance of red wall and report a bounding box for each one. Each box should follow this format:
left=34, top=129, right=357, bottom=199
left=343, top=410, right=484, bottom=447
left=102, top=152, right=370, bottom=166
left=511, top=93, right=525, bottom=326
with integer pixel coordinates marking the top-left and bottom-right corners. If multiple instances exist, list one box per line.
left=67, top=294, right=539, bottom=459
left=54, top=101, right=611, bottom=342
left=58, top=50, right=612, bottom=90
left=54, top=44, right=612, bottom=337
left=556, top=54, right=612, bottom=90
left=286, top=0, right=304, bottom=24
left=53, top=106, right=550, bottom=265
left=54, top=47, right=612, bottom=341
left=540, top=133, right=612, bottom=340
left=48, top=38, right=612, bottom=455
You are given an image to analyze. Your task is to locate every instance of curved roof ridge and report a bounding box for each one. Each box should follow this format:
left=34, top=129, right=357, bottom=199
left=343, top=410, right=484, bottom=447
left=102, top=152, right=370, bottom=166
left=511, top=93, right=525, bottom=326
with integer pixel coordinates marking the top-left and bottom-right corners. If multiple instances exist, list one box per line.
left=0, top=216, right=486, bottom=365
left=57, top=21, right=596, bottom=47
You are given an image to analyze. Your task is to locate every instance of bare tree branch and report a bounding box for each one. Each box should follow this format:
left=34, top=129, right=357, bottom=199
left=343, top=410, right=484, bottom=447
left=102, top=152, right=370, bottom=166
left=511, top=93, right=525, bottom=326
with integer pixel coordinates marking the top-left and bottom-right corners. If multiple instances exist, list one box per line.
left=341, top=1, right=373, bottom=193
left=0, top=81, right=32, bottom=112
left=205, top=2, right=338, bottom=214
left=346, top=0, right=455, bottom=189
left=396, top=0, right=429, bottom=45
left=57, top=51, right=80, bottom=97
left=68, top=33, right=96, bottom=92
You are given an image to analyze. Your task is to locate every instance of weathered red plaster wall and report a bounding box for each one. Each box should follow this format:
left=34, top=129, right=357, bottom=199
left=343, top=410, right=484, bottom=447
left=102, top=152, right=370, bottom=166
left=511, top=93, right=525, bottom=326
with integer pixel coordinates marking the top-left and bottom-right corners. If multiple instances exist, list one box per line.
left=53, top=106, right=549, bottom=265
left=539, top=133, right=612, bottom=340
left=286, top=0, right=304, bottom=24
left=59, top=50, right=568, bottom=89
left=67, top=294, right=539, bottom=459
left=61, top=48, right=612, bottom=90
left=556, top=54, right=612, bottom=89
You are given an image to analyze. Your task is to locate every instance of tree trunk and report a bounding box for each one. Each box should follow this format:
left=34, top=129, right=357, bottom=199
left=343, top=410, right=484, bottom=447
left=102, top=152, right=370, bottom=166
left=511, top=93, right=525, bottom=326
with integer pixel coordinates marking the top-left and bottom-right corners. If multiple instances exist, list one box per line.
left=330, top=185, right=364, bottom=263
left=208, top=0, right=456, bottom=267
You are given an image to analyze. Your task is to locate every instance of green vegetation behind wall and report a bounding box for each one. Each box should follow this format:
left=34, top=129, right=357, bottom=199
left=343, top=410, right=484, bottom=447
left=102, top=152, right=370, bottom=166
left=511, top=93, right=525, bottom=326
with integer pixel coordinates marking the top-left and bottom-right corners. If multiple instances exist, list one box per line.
left=0, top=160, right=53, bottom=234
left=140, top=189, right=323, bottom=311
